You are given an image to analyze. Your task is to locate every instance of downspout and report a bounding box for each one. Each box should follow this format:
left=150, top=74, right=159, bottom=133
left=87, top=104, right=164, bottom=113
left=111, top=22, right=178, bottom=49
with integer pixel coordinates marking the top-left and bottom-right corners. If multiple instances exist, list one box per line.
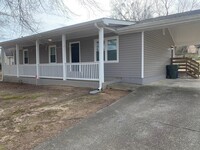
left=94, top=23, right=103, bottom=90
left=94, top=23, right=118, bottom=90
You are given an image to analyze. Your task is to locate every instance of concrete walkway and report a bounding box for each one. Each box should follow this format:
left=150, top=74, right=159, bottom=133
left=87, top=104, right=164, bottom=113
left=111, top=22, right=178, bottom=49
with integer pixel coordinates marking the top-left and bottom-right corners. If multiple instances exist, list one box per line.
left=150, top=79, right=200, bottom=88
left=35, top=84, right=200, bottom=150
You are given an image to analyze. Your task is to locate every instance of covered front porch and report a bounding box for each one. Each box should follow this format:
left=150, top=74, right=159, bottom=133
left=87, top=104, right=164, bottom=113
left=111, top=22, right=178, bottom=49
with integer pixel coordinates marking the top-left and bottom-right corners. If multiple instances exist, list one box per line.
left=1, top=19, right=131, bottom=89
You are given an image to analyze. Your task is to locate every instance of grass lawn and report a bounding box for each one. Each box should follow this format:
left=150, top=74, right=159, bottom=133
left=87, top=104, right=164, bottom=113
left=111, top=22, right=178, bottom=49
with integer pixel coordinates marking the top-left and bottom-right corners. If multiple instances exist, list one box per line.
left=0, top=82, right=129, bottom=150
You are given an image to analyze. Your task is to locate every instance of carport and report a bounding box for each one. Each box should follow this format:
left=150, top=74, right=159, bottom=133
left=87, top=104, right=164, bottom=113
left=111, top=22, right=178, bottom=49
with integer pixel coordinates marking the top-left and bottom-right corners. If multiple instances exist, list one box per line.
left=119, top=10, right=200, bottom=47
left=118, top=10, right=200, bottom=80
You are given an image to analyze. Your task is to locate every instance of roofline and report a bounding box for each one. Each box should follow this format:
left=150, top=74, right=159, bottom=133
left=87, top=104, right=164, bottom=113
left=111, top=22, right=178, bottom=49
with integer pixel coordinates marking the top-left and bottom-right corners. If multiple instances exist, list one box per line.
left=0, top=18, right=103, bottom=45
left=0, top=18, right=134, bottom=46
left=117, top=13, right=200, bottom=34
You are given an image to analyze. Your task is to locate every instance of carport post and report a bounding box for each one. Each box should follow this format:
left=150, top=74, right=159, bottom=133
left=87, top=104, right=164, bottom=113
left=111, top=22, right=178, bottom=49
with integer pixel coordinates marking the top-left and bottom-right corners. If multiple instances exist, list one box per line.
left=16, top=44, right=19, bottom=78
left=98, top=27, right=104, bottom=90
left=36, top=40, right=40, bottom=79
left=62, top=34, right=67, bottom=80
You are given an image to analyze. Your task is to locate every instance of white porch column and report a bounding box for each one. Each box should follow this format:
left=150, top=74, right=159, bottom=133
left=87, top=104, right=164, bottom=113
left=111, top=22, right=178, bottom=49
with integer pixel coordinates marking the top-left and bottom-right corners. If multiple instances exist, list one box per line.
left=141, top=31, right=144, bottom=79
left=62, top=34, right=67, bottom=80
left=99, top=27, right=104, bottom=90
left=1, top=47, right=5, bottom=78
left=36, top=40, right=40, bottom=79
left=16, top=44, right=19, bottom=77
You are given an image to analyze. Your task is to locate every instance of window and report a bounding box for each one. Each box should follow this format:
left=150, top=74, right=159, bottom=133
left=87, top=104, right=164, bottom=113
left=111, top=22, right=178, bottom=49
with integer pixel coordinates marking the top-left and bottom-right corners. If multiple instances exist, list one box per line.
left=23, top=50, right=29, bottom=64
left=49, top=45, right=57, bottom=63
left=94, top=36, right=119, bottom=62
left=107, top=39, right=117, bottom=61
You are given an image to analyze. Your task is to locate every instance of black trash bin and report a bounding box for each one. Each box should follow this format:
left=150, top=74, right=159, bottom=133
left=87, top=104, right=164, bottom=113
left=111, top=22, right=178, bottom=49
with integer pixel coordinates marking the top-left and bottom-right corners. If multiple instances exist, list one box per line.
left=166, top=65, right=179, bottom=79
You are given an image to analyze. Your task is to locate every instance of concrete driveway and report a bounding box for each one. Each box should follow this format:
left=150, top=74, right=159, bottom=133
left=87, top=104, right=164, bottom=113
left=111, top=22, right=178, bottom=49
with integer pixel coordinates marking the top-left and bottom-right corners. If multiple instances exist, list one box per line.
left=35, top=84, right=200, bottom=150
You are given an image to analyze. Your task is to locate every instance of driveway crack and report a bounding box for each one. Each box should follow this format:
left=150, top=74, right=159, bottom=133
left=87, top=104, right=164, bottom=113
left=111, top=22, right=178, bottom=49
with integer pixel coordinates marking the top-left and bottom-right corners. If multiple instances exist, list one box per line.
left=156, top=121, right=200, bottom=133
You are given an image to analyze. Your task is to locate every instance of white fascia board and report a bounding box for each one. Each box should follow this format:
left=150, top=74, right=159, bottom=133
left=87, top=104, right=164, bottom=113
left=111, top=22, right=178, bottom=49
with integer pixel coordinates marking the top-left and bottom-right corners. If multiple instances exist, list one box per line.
left=117, top=15, right=200, bottom=34
left=102, top=18, right=134, bottom=26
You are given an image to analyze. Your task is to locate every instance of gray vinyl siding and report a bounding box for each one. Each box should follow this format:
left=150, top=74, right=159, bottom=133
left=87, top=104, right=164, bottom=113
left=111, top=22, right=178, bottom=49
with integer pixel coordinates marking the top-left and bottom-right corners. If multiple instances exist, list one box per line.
left=105, top=33, right=141, bottom=78
left=144, top=29, right=174, bottom=81
left=17, top=32, right=142, bottom=80
left=19, top=46, right=36, bottom=64
left=39, top=42, right=62, bottom=63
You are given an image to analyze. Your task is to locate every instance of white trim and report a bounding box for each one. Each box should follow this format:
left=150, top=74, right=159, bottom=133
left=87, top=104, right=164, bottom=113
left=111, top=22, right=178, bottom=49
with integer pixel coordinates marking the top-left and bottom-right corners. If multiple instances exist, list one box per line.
left=4, top=74, right=16, bottom=77
left=39, top=63, right=62, bottom=66
left=98, top=27, right=104, bottom=90
left=19, top=75, right=35, bottom=78
left=23, top=49, right=29, bottom=64
left=118, top=15, right=200, bottom=34
left=168, top=28, right=176, bottom=45
left=94, top=36, right=119, bottom=63
left=141, top=31, right=144, bottom=79
left=69, top=41, right=81, bottom=63
left=62, top=34, right=67, bottom=80
left=1, top=48, right=4, bottom=79
left=66, top=77, right=99, bottom=81
left=48, top=45, right=57, bottom=63
left=36, top=39, right=40, bottom=79
left=39, top=76, right=63, bottom=79
left=19, top=64, right=36, bottom=67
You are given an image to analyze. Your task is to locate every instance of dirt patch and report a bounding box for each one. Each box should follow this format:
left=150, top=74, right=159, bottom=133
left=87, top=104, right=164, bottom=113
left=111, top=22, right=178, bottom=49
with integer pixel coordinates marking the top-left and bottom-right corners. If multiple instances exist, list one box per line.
left=0, top=82, right=129, bottom=150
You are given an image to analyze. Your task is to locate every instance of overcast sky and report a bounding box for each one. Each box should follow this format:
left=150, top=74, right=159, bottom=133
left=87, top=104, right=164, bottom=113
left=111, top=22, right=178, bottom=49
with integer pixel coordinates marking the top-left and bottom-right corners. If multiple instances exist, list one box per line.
left=38, top=0, right=111, bottom=32
left=0, top=0, right=111, bottom=41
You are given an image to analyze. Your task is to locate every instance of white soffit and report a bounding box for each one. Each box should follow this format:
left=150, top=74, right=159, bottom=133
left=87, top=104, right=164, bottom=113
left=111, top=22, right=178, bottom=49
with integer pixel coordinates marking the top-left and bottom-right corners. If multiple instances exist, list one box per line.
left=169, top=20, right=200, bottom=46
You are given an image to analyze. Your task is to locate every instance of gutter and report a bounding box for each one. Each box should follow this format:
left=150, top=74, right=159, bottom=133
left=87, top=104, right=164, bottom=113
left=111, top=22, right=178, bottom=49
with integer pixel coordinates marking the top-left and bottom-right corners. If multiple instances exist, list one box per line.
left=117, top=14, right=200, bottom=34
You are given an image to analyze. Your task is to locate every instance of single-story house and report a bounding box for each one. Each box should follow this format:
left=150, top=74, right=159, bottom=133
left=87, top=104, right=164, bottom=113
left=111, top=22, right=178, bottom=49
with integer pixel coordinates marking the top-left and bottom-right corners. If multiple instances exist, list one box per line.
left=1, top=10, right=200, bottom=89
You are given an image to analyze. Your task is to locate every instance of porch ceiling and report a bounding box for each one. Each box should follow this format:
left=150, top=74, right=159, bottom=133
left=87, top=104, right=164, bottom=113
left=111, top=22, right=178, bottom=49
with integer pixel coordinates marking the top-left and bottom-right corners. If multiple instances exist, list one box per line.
left=168, top=20, right=200, bottom=46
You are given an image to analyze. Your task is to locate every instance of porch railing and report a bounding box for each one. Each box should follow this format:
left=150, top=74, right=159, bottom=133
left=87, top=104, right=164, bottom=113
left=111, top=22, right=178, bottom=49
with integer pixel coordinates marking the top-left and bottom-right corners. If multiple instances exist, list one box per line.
left=66, top=62, right=99, bottom=81
left=4, top=65, right=17, bottom=76
left=4, top=62, right=99, bottom=81
left=19, top=64, right=36, bottom=77
left=39, top=63, right=63, bottom=79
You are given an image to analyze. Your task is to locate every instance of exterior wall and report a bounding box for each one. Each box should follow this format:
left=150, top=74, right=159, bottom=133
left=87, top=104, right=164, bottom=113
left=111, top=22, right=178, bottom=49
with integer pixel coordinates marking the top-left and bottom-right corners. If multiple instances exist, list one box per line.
left=105, top=33, right=142, bottom=82
left=19, top=46, right=36, bottom=64
left=39, top=42, right=62, bottom=64
left=16, top=33, right=142, bottom=84
left=143, top=29, right=174, bottom=84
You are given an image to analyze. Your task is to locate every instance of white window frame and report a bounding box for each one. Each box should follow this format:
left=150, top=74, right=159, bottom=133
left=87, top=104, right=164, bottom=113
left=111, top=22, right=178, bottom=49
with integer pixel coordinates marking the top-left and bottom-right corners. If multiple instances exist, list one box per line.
left=23, top=49, right=29, bottom=64
left=94, top=36, right=119, bottom=63
left=69, top=41, right=81, bottom=63
left=49, top=45, right=57, bottom=63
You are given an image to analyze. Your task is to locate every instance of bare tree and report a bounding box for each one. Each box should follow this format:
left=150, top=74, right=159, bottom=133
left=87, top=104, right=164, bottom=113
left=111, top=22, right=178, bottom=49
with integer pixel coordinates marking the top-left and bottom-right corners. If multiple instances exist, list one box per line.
left=154, top=0, right=175, bottom=16
left=176, top=0, right=200, bottom=12
left=111, top=0, right=200, bottom=21
left=0, top=0, right=99, bottom=34
left=111, top=0, right=153, bottom=21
